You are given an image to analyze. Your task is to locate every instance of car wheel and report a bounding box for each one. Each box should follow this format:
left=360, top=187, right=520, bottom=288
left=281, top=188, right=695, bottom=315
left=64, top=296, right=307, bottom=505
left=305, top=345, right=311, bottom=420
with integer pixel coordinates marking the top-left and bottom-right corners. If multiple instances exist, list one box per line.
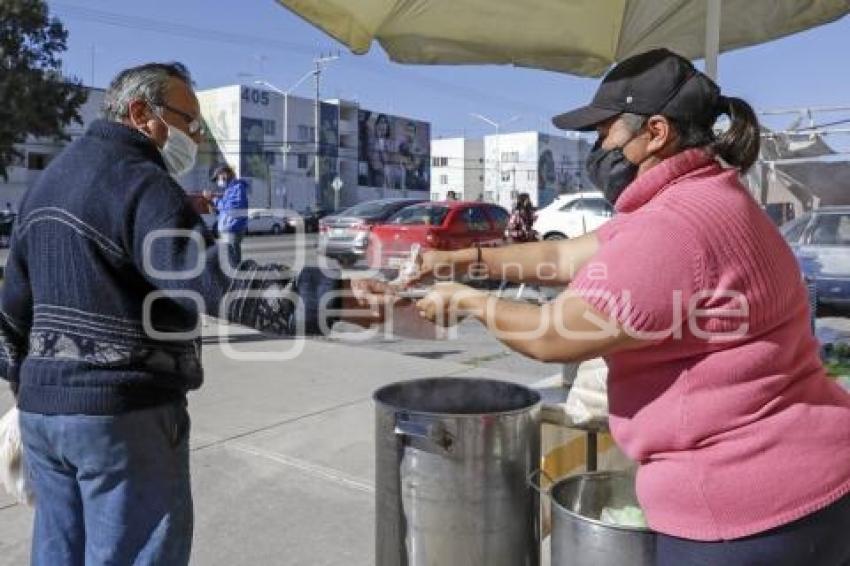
left=271, top=224, right=282, bottom=235
left=543, top=233, right=567, bottom=241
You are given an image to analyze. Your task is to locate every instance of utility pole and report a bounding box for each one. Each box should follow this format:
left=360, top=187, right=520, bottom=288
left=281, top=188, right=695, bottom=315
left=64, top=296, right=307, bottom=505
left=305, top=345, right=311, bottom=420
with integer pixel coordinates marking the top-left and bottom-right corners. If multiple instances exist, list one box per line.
left=313, top=53, right=339, bottom=209
left=470, top=113, right=520, bottom=204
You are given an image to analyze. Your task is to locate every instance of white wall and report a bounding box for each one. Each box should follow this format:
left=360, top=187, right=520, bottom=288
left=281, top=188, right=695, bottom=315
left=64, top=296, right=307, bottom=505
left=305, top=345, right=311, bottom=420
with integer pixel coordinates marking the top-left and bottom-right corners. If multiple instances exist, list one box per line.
left=483, top=131, right=591, bottom=208
left=430, top=137, right=485, bottom=201
left=0, top=87, right=106, bottom=210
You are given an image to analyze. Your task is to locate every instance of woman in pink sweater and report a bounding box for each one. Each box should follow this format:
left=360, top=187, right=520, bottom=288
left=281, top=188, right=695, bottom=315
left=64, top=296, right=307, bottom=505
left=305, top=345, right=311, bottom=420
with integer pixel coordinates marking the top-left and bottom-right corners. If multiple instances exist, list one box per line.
left=404, top=49, right=850, bottom=564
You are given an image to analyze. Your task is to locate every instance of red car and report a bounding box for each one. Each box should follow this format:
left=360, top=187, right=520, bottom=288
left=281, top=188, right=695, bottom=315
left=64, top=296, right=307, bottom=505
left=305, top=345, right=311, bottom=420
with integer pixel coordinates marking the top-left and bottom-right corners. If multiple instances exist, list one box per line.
left=367, top=201, right=510, bottom=269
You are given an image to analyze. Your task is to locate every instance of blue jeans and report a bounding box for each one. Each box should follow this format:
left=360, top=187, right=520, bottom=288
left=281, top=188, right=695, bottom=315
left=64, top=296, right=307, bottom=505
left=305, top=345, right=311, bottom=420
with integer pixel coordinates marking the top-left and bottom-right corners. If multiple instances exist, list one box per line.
left=657, top=492, right=850, bottom=566
left=220, top=231, right=244, bottom=265
left=19, top=402, right=193, bottom=566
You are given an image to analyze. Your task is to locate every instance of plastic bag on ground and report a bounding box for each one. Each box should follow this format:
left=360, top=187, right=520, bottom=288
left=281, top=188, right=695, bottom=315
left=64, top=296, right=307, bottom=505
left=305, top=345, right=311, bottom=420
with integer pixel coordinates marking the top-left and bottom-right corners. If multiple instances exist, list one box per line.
left=0, top=406, right=34, bottom=506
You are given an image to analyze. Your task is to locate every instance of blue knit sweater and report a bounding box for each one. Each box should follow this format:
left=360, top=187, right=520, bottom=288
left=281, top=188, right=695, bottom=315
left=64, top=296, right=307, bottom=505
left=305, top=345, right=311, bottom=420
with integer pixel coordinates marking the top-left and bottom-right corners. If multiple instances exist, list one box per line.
left=0, top=120, right=340, bottom=415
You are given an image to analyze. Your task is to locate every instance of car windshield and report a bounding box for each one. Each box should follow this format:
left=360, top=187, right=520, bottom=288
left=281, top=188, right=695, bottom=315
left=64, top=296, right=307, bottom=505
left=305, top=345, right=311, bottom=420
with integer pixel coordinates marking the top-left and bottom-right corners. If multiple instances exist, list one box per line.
left=341, top=200, right=401, bottom=218
left=389, top=205, right=449, bottom=226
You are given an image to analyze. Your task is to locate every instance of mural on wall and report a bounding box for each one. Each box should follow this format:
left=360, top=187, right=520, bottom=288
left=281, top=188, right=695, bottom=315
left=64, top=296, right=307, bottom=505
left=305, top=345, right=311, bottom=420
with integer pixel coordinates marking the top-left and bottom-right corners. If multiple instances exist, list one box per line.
left=538, top=134, right=585, bottom=206
left=358, top=110, right=430, bottom=193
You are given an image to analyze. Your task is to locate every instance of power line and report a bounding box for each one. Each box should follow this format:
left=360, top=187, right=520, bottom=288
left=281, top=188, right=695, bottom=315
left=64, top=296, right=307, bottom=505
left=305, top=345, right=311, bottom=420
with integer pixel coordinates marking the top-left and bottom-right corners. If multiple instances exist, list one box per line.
left=52, top=3, right=560, bottom=118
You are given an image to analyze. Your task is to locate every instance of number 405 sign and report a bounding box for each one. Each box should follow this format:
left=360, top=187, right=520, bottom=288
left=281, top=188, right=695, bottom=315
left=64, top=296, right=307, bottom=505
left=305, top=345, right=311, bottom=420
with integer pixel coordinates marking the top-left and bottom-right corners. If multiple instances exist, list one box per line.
left=242, top=87, right=270, bottom=106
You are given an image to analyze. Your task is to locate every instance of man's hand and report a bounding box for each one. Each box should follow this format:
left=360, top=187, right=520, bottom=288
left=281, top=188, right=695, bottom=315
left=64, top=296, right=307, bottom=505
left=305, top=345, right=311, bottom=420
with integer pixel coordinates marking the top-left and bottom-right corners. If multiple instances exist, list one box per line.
left=415, top=282, right=487, bottom=327
left=340, top=278, right=404, bottom=327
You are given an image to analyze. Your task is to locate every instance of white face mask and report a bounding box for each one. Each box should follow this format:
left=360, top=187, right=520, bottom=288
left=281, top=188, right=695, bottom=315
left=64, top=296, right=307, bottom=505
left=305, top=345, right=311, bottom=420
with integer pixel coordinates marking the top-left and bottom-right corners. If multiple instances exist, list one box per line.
left=147, top=106, right=198, bottom=178
left=159, top=121, right=198, bottom=178
left=216, top=178, right=228, bottom=189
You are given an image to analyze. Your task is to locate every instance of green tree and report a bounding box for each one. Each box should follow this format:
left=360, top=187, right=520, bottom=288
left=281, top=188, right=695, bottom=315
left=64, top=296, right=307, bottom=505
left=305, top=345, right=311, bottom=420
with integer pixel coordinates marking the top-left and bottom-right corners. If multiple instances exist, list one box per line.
left=0, top=0, right=87, bottom=179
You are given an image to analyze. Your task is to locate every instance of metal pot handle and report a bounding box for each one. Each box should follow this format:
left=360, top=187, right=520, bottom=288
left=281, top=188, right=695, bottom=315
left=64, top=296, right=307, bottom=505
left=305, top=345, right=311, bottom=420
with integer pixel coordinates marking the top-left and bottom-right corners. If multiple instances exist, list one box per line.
left=528, top=469, right=555, bottom=500
left=394, top=417, right=454, bottom=454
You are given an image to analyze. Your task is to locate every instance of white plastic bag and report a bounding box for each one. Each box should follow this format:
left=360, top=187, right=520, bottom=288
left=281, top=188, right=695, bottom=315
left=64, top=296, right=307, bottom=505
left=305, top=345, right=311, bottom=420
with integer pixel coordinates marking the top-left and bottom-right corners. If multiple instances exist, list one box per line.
left=0, top=406, right=34, bottom=506
left=563, top=363, right=609, bottom=427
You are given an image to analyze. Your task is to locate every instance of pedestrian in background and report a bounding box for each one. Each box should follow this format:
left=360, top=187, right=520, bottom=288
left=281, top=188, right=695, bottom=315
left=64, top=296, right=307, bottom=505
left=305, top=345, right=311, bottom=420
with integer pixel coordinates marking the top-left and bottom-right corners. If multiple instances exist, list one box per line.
left=506, top=192, right=536, bottom=242
left=212, top=164, right=248, bottom=262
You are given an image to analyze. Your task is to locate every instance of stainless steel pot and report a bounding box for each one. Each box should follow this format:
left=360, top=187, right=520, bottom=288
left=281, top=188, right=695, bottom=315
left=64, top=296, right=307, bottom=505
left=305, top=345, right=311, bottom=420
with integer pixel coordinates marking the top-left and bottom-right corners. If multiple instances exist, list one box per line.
left=532, top=470, right=656, bottom=566
left=374, top=377, right=541, bottom=566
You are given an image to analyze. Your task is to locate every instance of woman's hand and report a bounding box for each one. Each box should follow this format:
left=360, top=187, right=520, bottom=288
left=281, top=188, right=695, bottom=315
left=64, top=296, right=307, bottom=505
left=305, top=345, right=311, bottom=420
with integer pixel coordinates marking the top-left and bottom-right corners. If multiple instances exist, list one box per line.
left=401, top=249, right=476, bottom=288
left=415, top=282, right=487, bottom=327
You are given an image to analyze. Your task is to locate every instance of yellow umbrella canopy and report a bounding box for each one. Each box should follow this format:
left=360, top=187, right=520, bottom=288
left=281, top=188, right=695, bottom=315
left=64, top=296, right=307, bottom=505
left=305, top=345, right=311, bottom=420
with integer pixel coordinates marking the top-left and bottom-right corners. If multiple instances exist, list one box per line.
left=277, top=0, right=849, bottom=77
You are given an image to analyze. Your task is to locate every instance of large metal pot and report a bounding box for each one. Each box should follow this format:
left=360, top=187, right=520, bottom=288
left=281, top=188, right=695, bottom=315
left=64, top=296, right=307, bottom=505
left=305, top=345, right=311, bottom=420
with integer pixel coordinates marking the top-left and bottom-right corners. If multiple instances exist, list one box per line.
left=374, top=377, right=541, bottom=566
left=536, top=470, right=656, bottom=566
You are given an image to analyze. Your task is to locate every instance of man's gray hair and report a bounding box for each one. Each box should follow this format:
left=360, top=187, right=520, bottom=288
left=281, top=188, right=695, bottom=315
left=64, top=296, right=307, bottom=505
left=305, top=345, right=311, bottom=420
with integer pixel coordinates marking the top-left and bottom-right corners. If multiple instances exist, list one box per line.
left=102, top=62, right=193, bottom=121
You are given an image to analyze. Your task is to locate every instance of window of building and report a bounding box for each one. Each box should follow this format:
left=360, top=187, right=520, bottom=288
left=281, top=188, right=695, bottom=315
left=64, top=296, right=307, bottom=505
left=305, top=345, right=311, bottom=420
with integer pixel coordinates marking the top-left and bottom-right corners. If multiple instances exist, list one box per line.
left=265, top=152, right=276, bottom=165
left=26, top=152, right=50, bottom=170
left=432, top=156, right=449, bottom=167
left=500, top=151, right=519, bottom=163
left=431, top=192, right=440, bottom=201
left=264, top=120, right=276, bottom=136
left=297, top=125, right=316, bottom=141
left=439, top=175, right=449, bottom=185
left=501, top=170, right=512, bottom=182
left=297, top=154, right=308, bottom=169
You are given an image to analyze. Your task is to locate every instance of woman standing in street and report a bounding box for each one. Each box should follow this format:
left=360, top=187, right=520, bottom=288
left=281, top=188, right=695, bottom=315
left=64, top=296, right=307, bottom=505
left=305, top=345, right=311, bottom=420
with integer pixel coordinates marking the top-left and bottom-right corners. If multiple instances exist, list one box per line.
left=506, top=192, right=537, bottom=243
left=401, top=49, right=850, bottom=565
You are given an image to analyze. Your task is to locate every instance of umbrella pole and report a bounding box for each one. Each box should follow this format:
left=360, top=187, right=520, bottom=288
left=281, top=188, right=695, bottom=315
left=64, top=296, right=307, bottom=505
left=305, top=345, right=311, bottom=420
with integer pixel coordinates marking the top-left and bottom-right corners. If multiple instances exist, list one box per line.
left=705, top=0, right=721, bottom=80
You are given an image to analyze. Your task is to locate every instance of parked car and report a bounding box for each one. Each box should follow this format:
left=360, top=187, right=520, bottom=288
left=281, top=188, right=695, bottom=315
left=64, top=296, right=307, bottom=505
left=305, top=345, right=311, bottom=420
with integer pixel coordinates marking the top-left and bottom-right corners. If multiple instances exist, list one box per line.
left=245, top=208, right=287, bottom=235
left=287, top=208, right=331, bottom=233
left=318, top=199, right=424, bottom=266
left=782, top=206, right=850, bottom=314
left=367, top=201, right=509, bottom=269
left=532, top=191, right=614, bottom=240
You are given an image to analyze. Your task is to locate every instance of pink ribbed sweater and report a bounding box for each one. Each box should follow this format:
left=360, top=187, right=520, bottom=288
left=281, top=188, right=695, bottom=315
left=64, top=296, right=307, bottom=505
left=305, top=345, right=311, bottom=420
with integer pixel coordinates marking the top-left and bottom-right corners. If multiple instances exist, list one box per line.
left=571, top=148, right=850, bottom=541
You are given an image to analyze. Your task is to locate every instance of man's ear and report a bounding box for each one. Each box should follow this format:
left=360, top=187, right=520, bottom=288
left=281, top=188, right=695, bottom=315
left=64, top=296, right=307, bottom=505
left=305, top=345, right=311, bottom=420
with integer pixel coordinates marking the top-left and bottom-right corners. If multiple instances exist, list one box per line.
left=127, top=99, right=152, bottom=132
left=645, top=115, right=674, bottom=154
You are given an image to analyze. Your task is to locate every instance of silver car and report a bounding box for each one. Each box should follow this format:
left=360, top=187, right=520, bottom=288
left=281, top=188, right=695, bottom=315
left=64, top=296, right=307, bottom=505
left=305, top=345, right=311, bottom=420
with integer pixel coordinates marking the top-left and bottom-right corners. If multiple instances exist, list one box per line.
left=782, top=206, right=850, bottom=313
left=318, top=199, right=424, bottom=266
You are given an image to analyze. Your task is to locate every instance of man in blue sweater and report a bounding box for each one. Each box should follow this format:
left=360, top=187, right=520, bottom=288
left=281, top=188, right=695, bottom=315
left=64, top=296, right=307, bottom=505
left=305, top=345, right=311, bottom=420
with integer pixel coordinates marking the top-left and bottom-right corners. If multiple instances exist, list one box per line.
left=211, top=164, right=248, bottom=262
left=0, top=62, right=390, bottom=565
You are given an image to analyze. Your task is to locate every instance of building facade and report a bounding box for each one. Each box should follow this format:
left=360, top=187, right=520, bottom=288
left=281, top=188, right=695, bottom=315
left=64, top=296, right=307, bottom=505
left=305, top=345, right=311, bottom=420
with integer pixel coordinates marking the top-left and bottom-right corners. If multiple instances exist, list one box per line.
left=482, top=131, right=592, bottom=208
left=184, top=85, right=431, bottom=213
left=0, top=88, right=105, bottom=210
left=430, top=137, right=485, bottom=201
left=1, top=85, right=431, bottom=214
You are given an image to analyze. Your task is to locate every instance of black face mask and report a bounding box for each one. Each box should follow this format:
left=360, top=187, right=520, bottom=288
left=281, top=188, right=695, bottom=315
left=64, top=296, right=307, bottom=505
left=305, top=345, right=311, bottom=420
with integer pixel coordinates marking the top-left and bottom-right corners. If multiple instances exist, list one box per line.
left=585, top=137, right=641, bottom=206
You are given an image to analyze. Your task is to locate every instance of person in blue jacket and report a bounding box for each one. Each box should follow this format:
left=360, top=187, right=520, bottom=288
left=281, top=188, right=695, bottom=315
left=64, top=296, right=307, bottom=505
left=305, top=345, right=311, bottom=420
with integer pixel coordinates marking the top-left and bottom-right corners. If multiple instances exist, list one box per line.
left=212, top=164, right=248, bottom=263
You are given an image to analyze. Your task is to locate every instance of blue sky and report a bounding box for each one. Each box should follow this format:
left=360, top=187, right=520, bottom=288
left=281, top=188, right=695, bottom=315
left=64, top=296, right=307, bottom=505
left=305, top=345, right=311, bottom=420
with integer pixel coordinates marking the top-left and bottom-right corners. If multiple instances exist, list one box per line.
left=49, top=1, right=850, bottom=143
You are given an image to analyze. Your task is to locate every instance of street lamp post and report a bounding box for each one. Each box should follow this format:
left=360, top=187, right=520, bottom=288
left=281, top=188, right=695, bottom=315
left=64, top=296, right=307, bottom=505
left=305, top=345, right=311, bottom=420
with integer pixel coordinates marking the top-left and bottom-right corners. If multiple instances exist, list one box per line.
left=256, top=70, right=319, bottom=207
left=470, top=113, right=520, bottom=204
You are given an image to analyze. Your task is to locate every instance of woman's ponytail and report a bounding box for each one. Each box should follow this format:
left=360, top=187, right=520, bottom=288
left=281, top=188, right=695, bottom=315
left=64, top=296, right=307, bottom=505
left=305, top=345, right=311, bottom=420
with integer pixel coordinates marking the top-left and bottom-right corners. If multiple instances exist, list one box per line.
left=711, top=96, right=761, bottom=172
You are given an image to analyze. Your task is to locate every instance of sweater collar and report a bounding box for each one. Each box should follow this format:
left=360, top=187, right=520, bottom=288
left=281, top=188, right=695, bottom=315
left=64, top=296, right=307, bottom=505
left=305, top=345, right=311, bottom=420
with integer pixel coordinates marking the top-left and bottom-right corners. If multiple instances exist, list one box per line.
left=85, top=119, right=166, bottom=170
left=614, top=148, right=717, bottom=213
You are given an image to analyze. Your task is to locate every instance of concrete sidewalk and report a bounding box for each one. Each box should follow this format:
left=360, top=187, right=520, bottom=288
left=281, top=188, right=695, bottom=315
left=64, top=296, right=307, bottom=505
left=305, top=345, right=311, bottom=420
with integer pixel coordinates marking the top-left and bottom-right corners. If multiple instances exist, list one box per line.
left=0, top=320, right=558, bottom=566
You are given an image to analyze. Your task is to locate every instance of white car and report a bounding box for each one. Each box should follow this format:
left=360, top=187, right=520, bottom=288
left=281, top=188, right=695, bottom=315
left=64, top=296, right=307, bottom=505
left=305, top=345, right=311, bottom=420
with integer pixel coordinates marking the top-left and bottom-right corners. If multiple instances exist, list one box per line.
left=532, top=192, right=614, bottom=240
left=245, top=209, right=287, bottom=235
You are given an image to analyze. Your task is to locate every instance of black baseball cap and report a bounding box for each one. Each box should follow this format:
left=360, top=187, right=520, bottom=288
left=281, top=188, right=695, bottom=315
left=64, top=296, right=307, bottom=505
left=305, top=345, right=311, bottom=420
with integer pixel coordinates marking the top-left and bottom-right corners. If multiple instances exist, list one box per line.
left=553, top=48, right=722, bottom=131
